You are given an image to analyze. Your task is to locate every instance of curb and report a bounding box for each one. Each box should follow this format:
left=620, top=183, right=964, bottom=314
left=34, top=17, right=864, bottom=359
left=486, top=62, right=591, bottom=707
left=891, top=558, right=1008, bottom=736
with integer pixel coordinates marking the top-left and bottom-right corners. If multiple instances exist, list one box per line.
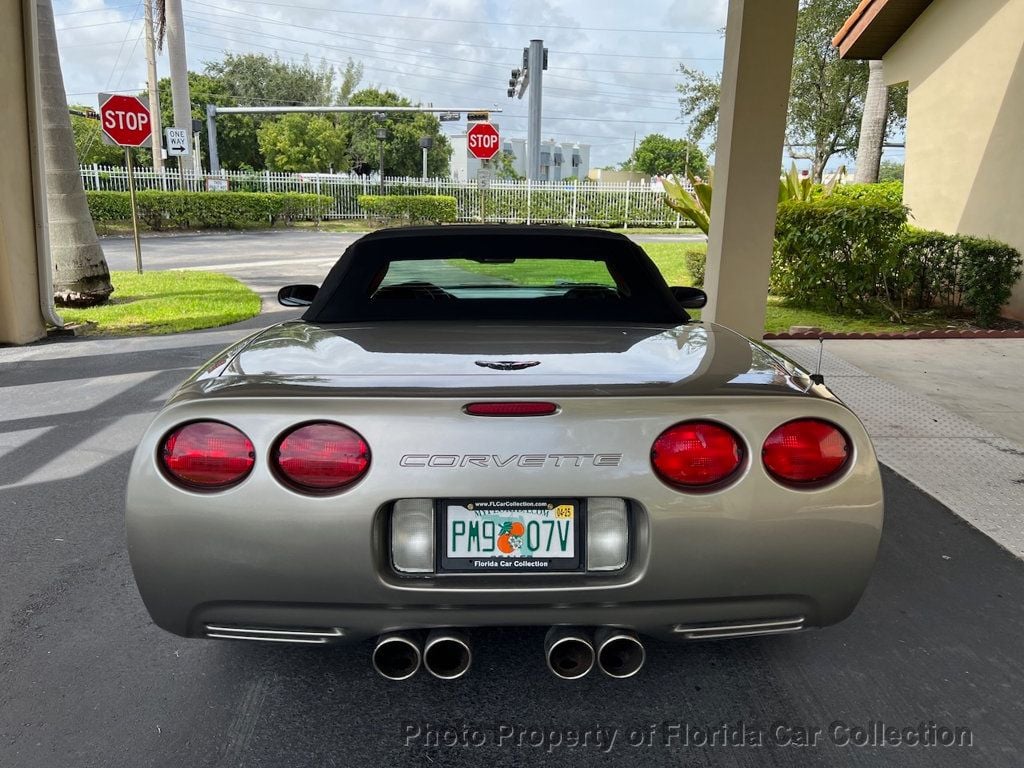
left=764, top=329, right=1024, bottom=340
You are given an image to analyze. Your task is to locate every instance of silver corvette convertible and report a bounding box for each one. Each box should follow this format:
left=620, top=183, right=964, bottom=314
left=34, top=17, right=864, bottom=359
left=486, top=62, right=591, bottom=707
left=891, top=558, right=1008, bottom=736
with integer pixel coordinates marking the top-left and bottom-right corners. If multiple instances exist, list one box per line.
left=126, top=226, right=883, bottom=680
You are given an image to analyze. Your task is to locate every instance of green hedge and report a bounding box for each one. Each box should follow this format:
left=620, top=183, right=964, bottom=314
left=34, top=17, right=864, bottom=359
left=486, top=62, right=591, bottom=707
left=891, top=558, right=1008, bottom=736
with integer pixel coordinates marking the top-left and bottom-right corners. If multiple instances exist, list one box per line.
left=86, top=190, right=133, bottom=222
left=771, top=195, right=1022, bottom=326
left=683, top=248, right=706, bottom=288
left=831, top=181, right=904, bottom=205
left=86, top=191, right=332, bottom=229
left=771, top=196, right=909, bottom=311
left=898, top=228, right=1022, bottom=327
left=357, top=194, right=457, bottom=224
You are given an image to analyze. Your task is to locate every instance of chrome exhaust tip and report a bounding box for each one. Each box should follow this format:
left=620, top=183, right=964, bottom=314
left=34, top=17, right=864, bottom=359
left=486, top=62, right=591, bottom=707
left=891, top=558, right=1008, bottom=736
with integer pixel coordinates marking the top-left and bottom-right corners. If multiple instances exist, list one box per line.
left=423, top=630, right=472, bottom=680
left=544, top=627, right=595, bottom=680
left=372, top=633, right=421, bottom=680
left=594, top=628, right=645, bottom=678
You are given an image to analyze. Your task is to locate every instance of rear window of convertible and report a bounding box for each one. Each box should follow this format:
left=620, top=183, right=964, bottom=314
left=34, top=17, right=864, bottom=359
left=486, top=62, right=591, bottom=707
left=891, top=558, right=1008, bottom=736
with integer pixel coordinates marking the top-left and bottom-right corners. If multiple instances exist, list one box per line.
left=373, top=258, right=623, bottom=300
left=303, top=231, right=688, bottom=324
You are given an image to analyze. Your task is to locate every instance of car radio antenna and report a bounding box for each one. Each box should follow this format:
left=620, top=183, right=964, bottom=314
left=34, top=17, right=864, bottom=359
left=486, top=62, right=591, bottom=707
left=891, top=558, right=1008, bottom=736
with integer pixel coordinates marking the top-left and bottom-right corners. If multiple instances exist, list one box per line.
left=810, top=338, right=825, bottom=385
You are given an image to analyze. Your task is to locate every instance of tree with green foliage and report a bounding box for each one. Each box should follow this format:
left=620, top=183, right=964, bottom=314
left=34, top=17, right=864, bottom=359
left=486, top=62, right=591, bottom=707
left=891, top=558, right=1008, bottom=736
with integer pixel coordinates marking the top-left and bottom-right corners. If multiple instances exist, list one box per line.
left=343, top=89, right=451, bottom=177
left=676, top=66, right=722, bottom=150
left=878, top=159, right=905, bottom=183
left=492, top=151, right=523, bottom=180
left=622, top=134, right=708, bottom=178
left=257, top=114, right=348, bottom=172
left=69, top=106, right=130, bottom=165
left=143, top=54, right=364, bottom=170
left=677, top=0, right=907, bottom=182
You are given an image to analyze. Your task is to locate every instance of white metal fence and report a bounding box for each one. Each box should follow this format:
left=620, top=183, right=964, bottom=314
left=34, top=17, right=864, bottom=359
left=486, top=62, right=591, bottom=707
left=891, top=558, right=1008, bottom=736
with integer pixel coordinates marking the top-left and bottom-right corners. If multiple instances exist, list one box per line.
left=80, top=165, right=695, bottom=228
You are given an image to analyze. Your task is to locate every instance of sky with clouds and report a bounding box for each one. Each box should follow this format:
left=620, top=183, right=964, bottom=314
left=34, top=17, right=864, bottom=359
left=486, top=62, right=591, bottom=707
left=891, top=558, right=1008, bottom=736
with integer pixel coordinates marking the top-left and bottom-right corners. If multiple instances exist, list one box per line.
left=54, top=0, right=901, bottom=171
left=54, top=0, right=731, bottom=168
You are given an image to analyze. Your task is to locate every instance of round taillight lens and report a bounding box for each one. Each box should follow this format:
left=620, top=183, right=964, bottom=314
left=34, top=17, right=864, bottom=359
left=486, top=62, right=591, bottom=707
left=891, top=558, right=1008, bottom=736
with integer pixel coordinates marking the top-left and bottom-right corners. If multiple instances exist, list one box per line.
left=273, top=422, right=370, bottom=493
left=160, top=421, right=255, bottom=490
left=651, top=421, right=744, bottom=489
left=762, top=419, right=850, bottom=485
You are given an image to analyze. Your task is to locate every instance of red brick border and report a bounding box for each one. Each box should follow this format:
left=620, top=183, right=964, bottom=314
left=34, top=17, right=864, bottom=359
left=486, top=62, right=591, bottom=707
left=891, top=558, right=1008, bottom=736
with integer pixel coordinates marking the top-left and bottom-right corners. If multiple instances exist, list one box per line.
left=763, top=329, right=1024, bottom=340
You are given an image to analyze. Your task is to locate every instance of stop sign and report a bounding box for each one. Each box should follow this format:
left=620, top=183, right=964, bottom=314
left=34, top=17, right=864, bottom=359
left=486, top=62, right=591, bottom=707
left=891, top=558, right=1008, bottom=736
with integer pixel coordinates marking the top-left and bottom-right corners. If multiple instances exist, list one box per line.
left=467, top=122, right=500, bottom=160
left=99, top=94, right=152, bottom=147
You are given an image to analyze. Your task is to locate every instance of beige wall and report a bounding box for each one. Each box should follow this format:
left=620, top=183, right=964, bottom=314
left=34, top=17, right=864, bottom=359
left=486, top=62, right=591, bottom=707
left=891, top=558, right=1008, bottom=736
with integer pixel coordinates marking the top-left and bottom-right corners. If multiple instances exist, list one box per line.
left=884, top=0, right=1024, bottom=319
left=0, top=0, right=46, bottom=344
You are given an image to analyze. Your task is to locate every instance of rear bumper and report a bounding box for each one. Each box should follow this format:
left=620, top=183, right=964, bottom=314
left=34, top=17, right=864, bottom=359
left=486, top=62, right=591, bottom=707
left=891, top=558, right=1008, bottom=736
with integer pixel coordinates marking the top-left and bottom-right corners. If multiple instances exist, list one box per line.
left=126, top=394, right=884, bottom=641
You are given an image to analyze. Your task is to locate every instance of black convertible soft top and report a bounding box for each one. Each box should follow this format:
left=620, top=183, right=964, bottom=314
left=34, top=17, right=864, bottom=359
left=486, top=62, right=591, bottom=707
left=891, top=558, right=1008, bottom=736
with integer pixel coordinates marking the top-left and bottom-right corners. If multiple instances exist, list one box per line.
left=302, top=225, right=689, bottom=324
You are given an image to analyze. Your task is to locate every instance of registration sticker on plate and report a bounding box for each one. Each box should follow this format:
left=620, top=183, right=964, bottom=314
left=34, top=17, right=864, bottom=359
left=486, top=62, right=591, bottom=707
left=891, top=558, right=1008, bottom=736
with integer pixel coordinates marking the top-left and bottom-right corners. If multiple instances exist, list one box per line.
left=440, top=499, right=581, bottom=572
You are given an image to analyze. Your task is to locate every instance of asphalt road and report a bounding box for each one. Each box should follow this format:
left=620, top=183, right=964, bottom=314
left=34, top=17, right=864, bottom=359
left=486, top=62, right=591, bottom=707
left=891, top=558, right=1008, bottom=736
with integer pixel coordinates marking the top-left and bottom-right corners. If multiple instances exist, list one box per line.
left=1, top=230, right=1022, bottom=767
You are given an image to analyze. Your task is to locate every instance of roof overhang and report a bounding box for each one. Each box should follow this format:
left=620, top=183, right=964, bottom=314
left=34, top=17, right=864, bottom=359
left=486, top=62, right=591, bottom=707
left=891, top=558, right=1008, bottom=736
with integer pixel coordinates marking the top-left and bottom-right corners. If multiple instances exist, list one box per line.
left=832, top=0, right=935, bottom=59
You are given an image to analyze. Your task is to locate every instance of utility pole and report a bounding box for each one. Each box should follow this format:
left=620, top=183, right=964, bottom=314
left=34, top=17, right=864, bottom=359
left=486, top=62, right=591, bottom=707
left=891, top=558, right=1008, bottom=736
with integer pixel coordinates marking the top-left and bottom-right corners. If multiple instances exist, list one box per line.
left=507, top=39, right=547, bottom=181
left=143, top=0, right=162, bottom=171
left=164, top=0, right=193, bottom=176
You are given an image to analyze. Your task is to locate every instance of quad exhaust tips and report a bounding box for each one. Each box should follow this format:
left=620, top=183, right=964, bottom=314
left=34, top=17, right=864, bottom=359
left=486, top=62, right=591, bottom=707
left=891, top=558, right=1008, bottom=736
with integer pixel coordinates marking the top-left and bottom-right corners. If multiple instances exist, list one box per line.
left=594, top=628, right=645, bottom=678
left=372, top=633, right=422, bottom=680
left=423, top=630, right=472, bottom=680
left=545, top=627, right=596, bottom=680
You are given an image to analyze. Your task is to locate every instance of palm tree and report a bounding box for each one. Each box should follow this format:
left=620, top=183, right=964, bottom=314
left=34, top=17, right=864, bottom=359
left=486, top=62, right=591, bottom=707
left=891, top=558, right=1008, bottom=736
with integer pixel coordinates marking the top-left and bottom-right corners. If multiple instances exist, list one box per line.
left=853, top=60, right=888, bottom=184
left=37, top=0, right=113, bottom=306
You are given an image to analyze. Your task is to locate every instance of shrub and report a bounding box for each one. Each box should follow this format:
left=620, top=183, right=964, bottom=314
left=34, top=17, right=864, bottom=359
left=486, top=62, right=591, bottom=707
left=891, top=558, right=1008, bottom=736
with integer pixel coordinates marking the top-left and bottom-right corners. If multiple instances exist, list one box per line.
left=771, top=196, right=908, bottom=312
left=85, top=191, right=332, bottom=230
left=898, top=228, right=1022, bottom=327
left=683, top=248, right=706, bottom=288
left=87, top=191, right=133, bottom=222
left=831, top=181, right=904, bottom=205
left=358, top=194, right=457, bottom=224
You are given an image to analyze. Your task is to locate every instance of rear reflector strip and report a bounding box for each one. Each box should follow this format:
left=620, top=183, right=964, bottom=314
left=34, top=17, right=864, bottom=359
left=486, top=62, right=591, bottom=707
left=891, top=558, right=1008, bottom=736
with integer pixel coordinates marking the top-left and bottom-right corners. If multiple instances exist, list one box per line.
left=464, top=402, right=558, bottom=416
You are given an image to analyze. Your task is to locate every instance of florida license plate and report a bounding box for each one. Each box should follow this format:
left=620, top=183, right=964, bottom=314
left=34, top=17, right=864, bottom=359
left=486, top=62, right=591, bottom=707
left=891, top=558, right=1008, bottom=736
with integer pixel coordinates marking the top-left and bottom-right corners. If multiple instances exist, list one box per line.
left=440, top=499, right=581, bottom=572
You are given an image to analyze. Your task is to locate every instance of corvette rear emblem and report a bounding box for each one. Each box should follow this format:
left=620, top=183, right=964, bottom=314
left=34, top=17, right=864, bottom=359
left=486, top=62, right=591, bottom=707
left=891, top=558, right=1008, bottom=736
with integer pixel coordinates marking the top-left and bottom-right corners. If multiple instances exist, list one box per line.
left=475, top=360, right=541, bottom=371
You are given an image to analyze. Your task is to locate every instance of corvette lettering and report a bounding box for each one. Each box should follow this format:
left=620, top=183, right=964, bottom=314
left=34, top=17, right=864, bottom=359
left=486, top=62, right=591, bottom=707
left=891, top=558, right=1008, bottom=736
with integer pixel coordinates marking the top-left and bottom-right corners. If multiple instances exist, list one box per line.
left=399, top=453, right=622, bottom=468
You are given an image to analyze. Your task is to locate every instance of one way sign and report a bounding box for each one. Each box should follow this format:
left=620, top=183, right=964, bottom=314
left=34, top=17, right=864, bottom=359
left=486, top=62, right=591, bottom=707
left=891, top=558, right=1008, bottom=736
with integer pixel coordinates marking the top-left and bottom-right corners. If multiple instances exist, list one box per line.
left=165, top=127, right=190, bottom=156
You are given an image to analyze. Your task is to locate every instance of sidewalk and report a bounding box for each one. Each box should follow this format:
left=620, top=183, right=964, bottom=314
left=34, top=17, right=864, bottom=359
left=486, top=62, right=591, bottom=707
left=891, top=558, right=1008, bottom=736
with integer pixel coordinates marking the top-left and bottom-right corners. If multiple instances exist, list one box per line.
left=771, top=339, right=1024, bottom=558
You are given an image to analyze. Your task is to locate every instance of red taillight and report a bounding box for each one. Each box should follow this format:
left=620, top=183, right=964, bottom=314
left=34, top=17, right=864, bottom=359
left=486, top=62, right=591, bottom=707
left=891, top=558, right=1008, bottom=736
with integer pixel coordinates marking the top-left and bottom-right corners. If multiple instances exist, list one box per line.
left=160, top=421, right=255, bottom=490
left=273, top=422, right=370, bottom=493
left=464, top=401, right=558, bottom=416
left=651, top=421, right=744, bottom=489
left=762, top=419, right=850, bottom=485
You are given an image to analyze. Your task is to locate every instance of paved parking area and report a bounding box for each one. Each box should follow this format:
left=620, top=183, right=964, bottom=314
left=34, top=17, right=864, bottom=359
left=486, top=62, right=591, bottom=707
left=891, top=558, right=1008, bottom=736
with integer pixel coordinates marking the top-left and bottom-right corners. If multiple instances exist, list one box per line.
left=1, top=231, right=1022, bottom=767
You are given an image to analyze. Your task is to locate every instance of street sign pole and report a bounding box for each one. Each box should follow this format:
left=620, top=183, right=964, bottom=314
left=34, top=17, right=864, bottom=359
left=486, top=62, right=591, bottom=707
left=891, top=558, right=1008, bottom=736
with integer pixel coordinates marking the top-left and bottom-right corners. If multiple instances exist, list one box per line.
left=99, top=92, right=152, bottom=273
left=125, top=148, right=143, bottom=274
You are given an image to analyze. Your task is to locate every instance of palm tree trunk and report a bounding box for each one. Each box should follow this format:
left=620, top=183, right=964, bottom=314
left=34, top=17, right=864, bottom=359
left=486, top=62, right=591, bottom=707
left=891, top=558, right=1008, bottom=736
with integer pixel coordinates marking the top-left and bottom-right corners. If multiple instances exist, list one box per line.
left=37, top=0, right=112, bottom=307
left=854, top=60, right=888, bottom=184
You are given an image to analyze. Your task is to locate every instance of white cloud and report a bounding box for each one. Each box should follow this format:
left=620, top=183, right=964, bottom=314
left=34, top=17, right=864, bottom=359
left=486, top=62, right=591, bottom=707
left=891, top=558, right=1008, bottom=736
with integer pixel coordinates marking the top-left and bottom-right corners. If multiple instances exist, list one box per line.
left=53, top=0, right=726, bottom=167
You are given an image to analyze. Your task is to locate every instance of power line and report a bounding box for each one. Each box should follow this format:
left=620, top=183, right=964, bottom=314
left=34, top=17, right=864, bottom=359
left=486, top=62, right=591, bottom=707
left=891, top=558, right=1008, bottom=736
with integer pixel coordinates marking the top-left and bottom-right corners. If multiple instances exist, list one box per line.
left=56, top=17, right=141, bottom=31
left=182, top=18, right=682, bottom=107
left=199, top=0, right=721, bottom=35
left=55, top=3, right=140, bottom=16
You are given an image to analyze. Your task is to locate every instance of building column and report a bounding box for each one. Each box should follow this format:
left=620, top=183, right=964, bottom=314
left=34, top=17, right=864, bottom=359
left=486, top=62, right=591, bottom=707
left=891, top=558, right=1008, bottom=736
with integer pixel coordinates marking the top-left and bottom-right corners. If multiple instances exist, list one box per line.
left=703, top=0, right=799, bottom=339
left=0, top=0, right=46, bottom=345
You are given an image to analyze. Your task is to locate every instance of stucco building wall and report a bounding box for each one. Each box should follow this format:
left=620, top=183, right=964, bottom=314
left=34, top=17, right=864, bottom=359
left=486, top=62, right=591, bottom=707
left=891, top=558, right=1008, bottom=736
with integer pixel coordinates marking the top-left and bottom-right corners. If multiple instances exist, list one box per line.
left=883, top=0, right=1024, bottom=318
left=0, top=0, right=46, bottom=344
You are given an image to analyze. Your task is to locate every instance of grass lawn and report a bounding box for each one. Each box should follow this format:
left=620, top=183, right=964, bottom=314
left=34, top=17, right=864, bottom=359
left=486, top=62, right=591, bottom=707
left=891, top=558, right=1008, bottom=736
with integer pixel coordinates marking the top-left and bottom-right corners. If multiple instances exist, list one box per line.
left=452, top=241, right=983, bottom=335
left=60, top=270, right=261, bottom=335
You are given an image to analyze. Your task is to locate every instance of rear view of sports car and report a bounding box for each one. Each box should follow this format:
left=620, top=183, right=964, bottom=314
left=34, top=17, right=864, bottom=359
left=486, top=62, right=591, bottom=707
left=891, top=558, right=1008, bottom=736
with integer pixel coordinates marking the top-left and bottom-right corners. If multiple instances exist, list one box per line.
left=125, top=226, right=883, bottom=681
